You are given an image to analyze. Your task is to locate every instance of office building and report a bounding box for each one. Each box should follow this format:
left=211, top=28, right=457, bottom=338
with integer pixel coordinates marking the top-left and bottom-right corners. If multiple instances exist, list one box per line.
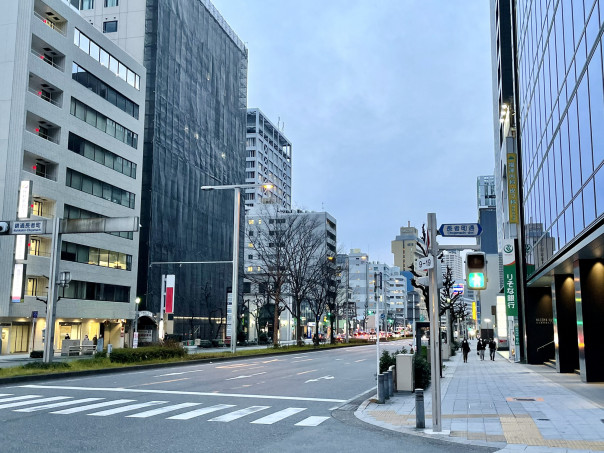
left=81, top=0, right=249, bottom=341
left=493, top=0, right=604, bottom=381
left=0, top=0, right=145, bottom=353
left=244, top=109, right=292, bottom=210
left=391, top=223, right=421, bottom=271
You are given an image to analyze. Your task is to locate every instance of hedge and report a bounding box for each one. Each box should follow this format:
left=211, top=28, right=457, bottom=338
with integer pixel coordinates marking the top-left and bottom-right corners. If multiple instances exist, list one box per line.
left=109, top=345, right=186, bottom=364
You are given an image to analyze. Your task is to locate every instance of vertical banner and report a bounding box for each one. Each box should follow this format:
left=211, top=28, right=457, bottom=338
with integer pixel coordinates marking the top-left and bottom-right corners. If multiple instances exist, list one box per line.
left=165, top=274, right=175, bottom=314
left=502, top=239, right=520, bottom=362
left=507, top=153, right=519, bottom=224
left=226, top=291, right=233, bottom=340
left=11, top=263, right=24, bottom=303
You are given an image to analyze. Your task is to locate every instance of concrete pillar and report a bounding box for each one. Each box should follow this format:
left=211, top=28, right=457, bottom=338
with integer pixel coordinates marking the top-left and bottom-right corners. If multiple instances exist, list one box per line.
left=551, top=274, right=578, bottom=373
left=573, top=259, right=604, bottom=382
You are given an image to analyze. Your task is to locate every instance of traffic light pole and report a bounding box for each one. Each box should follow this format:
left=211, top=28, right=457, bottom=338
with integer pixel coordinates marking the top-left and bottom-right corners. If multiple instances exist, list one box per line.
left=427, top=213, right=442, bottom=432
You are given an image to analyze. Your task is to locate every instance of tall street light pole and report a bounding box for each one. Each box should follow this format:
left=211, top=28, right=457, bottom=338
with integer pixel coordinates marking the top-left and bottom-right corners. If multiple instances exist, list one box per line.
left=201, top=183, right=272, bottom=354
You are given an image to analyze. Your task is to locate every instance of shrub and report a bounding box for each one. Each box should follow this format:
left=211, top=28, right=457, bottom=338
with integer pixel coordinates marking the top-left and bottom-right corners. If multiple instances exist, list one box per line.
left=258, top=333, right=268, bottom=344
left=109, top=345, right=186, bottom=364
left=379, top=347, right=408, bottom=373
left=414, top=353, right=431, bottom=390
left=93, top=351, right=107, bottom=359
left=23, top=361, right=70, bottom=370
left=29, top=350, right=43, bottom=359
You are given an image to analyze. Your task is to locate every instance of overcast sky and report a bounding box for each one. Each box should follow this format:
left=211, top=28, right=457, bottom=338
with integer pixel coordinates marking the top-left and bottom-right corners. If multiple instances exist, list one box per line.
left=213, top=0, right=495, bottom=264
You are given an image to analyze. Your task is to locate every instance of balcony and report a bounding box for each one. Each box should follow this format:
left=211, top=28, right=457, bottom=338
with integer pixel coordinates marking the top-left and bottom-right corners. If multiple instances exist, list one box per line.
left=28, top=73, right=63, bottom=108
left=26, top=111, right=61, bottom=145
left=33, top=9, right=67, bottom=37
left=23, top=150, right=58, bottom=182
left=31, top=35, right=65, bottom=72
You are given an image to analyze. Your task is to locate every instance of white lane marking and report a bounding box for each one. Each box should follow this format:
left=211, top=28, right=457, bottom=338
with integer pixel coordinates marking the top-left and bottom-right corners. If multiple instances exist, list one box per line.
left=89, top=401, right=166, bottom=416
left=354, top=359, right=366, bottom=362
left=0, top=396, right=70, bottom=409
left=0, top=395, right=40, bottom=404
left=250, top=407, right=306, bottom=425
left=225, top=372, right=266, bottom=381
left=292, top=359, right=313, bottom=363
left=51, top=399, right=135, bottom=414
left=167, top=404, right=235, bottom=420
left=15, top=398, right=103, bottom=412
left=21, top=385, right=347, bottom=403
left=305, top=375, right=334, bottom=383
left=330, top=386, right=378, bottom=410
left=127, top=402, right=201, bottom=418
left=0, top=394, right=11, bottom=397
left=209, top=406, right=269, bottom=422
left=295, top=416, right=330, bottom=426
left=296, top=369, right=317, bottom=375
left=155, top=369, right=204, bottom=377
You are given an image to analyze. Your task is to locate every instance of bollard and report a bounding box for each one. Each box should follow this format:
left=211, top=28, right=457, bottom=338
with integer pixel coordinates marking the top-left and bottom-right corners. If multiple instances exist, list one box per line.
left=377, top=373, right=385, bottom=404
left=389, top=365, right=396, bottom=393
left=387, top=370, right=394, bottom=398
left=415, top=388, right=425, bottom=428
left=384, top=371, right=390, bottom=400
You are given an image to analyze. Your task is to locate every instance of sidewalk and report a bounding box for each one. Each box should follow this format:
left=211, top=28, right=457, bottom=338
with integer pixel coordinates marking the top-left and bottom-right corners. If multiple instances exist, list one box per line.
left=355, top=340, right=604, bottom=452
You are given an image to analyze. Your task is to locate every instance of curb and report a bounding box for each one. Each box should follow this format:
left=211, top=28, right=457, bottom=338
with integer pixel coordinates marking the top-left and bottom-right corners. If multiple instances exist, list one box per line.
left=0, top=342, right=371, bottom=385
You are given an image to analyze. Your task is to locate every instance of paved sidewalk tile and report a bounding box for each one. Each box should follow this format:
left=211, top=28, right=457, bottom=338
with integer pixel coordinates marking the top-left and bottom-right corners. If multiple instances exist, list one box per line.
left=355, top=339, right=604, bottom=452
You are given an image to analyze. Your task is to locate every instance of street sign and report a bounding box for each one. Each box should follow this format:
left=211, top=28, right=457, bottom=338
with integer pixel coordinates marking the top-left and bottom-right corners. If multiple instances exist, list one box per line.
left=438, top=223, right=482, bottom=237
left=380, top=313, right=385, bottom=320
left=11, top=220, right=46, bottom=234
left=31, top=311, right=38, bottom=319
left=416, top=254, right=434, bottom=271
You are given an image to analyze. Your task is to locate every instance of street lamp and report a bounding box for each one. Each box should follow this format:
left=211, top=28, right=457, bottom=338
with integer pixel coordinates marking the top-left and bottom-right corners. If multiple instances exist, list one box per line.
left=484, top=318, right=491, bottom=335
left=200, top=183, right=273, bottom=354
left=134, top=297, right=141, bottom=333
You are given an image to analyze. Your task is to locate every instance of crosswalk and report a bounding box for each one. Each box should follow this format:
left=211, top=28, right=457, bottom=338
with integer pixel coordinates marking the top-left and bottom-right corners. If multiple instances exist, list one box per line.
left=0, top=393, right=330, bottom=427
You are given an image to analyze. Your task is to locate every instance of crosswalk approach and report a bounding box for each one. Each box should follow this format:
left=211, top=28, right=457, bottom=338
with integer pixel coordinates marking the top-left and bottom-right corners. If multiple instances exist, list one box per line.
left=0, top=393, right=329, bottom=427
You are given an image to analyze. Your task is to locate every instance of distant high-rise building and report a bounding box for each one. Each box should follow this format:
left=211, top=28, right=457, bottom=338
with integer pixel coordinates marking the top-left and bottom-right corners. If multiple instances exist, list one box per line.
left=244, top=109, right=292, bottom=210
left=477, top=175, right=496, bottom=209
left=441, top=252, right=463, bottom=282
left=391, top=223, right=421, bottom=272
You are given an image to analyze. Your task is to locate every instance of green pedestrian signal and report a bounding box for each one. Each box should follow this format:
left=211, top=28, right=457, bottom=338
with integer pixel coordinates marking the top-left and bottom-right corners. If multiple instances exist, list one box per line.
left=465, top=252, right=487, bottom=290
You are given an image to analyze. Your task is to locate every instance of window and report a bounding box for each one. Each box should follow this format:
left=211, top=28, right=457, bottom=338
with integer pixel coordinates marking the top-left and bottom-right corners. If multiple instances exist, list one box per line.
left=80, top=0, right=94, bottom=10
left=66, top=168, right=135, bottom=209
left=103, top=21, right=118, bottom=33
left=105, top=0, right=118, bottom=6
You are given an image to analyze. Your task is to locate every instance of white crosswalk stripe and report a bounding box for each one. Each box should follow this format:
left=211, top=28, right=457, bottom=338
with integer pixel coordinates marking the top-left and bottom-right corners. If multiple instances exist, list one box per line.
left=0, top=396, right=70, bottom=410
left=127, top=402, right=201, bottom=418
left=295, top=416, right=330, bottom=426
left=251, top=407, right=306, bottom=425
left=88, top=401, right=166, bottom=416
left=0, top=395, right=41, bottom=404
left=15, top=398, right=104, bottom=412
left=209, top=406, right=270, bottom=422
left=167, top=404, right=236, bottom=420
left=51, top=399, right=135, bottom=414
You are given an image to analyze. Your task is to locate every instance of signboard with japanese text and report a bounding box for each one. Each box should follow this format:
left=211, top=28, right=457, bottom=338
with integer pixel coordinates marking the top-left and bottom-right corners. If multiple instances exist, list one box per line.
left=165, top=274, right=175, bottom=314
left=226, top=291, right=233, bottom=339
left=11, top=220, right=46, bottom=235
left=438, top=223, right=482, bottom=237
left=502, top=239, right=520, bottom=362
left=507, top=153, right=519, bottom=224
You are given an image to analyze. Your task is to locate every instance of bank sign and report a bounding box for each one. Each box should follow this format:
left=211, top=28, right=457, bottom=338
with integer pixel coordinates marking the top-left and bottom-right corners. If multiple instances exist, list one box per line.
left=502, top=239, right=520, bottom=362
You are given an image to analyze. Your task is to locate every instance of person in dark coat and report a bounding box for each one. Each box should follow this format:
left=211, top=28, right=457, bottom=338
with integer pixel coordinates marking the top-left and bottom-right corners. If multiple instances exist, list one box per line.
left=461, top=338, right=471, bottom=363
left=477, top=337, right=486, bottom=361
left=488, top=338, right=497, bottom=360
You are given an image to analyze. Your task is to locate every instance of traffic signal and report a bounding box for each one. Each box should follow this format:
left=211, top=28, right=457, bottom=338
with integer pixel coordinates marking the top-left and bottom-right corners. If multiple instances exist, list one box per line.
left=367, top=310, right=374, bottom=315
left=466, top=252, right=487, bottom=290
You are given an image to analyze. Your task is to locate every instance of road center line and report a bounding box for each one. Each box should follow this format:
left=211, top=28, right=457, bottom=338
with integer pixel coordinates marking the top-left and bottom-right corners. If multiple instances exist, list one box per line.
left=20, top=384, right=347, bottom=403
left=292, top=358, right=313, bottom=363
left=296, top=369, right=317, bottom=375
left=155, top=369, right=205, bottom=377
left=354, top=359, right=366, bottom=363
left=225, top=372, right=267, bottom=380
left=130, top=378, right=191, bottom=387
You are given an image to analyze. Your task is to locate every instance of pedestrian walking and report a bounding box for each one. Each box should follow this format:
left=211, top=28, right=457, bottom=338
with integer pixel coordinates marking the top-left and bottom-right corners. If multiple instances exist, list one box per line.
left=461, top=338, right=471, bottom=363
left=478, top=338, right=486, bottom=361
left=488, top=338, right=497, bottom=360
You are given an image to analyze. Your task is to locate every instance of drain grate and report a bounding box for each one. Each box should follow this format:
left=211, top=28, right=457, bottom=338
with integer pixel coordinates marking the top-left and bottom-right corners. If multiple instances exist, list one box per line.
left=537, top=418, right=550, bottom=421
left=514, top=398, right=536, bottom=401
left=506, top=397, right=544, bottom=402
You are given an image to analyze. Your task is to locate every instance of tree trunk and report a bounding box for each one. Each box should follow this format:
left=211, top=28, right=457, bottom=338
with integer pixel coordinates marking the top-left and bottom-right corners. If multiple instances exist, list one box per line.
left=273, top=291, right=280, bottom=347
left=296, top=300, right=304, bottom=346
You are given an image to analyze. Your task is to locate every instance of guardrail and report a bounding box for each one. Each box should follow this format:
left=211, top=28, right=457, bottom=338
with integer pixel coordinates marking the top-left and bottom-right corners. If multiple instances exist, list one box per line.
left=33, top=10, right=66, bottom=36
left=28, top=87, right=61, bottom=107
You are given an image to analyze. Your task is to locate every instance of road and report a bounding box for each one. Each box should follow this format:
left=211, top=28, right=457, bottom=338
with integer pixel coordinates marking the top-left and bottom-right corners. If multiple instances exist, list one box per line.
left=0, top=341, right=495, bottom=452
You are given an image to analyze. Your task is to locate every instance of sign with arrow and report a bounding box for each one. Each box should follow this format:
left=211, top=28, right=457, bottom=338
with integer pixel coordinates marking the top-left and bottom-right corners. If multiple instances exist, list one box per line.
left=438, top=223, right=482, bottom=237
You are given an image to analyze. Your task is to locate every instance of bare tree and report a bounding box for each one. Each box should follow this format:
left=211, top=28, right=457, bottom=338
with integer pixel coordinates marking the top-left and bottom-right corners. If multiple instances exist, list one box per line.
left=242, top=290, right=271, bottom=342
left=308, top=253, right=337, bottom=345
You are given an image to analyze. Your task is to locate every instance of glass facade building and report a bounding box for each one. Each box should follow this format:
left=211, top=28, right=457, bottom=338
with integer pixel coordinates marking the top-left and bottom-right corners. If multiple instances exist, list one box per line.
left=136, top=0, right=248, bottom=339
left=516, top=0, right=604, bottom=274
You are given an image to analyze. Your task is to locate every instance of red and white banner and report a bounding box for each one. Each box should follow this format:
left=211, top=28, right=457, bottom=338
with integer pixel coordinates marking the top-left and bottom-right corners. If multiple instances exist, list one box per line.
left=165, top=274, right=175, bottom=314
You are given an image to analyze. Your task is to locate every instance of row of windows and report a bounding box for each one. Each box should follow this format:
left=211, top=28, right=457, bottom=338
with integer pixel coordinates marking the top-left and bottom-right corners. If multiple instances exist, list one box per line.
left=70, top=98, right=138, bottom=148
left=59, top=280, right=129, bottom=303
left=64, top=204, right=133, bottom=240
left=68, top=133, right=137, bottom=179
left=66, top=168, right=135, bottom=209
left=72, top=63, right=139, bottom=119
left=61, top=241, right=132, bottom=271
left=74, top=28, right=140, bottom=90
left=71, top=0, right=119, bottom=9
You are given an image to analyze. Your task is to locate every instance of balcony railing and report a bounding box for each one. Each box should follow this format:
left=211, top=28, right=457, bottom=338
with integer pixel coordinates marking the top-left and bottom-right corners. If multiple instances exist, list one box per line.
left=28, top=128, right=60, bottom=144
left=30, top=48, right=64, bottom=71
left=33, top=10, right=66, bottom=36
left=28, top=87, right=61, bottom=107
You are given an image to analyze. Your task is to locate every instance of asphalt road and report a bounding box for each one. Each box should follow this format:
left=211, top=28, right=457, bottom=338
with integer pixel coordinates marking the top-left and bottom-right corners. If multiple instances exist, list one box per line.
left=0, top=341, right=495, bottom=453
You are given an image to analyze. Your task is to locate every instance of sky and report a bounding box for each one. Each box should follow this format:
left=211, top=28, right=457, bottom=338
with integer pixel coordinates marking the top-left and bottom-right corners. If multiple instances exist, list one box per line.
left=213, top=0, right=495, bottom=264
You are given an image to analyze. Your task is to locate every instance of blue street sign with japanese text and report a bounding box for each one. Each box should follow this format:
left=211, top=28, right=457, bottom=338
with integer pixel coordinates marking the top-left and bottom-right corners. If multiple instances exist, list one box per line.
left=438, top=223, right=482, bottom=237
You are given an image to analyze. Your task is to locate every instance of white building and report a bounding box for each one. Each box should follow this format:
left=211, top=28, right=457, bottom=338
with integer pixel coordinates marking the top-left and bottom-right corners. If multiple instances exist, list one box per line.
left=0, top=0, right=145, bottom=354
left=245, top=109, right=292, bottom=211
left=441, top=251, right=463, bottom=282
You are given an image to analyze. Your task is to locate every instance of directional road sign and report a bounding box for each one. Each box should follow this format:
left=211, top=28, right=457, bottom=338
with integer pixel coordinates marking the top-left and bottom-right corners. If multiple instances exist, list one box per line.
left=438, top=223, right=482, bottom=237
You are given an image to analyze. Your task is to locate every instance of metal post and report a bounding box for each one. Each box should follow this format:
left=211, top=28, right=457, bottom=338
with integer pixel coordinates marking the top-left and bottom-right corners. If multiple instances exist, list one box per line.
left=415, top=388, right=425, bottom=428
left=231, top=187, right=241, bottom=354
left=345, top=256, right=350, bottom=343
left=428, top=212, right=442, bottom=432
left=43, top=216, right=61, bottom=363
left=375, top=272, right=380, bottom=384
left=159, top=275, right=166, bottom=341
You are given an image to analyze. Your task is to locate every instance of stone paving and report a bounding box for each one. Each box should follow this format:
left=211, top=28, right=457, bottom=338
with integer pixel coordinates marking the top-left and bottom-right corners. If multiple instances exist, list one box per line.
left=355, top=340, right=604, bottom=452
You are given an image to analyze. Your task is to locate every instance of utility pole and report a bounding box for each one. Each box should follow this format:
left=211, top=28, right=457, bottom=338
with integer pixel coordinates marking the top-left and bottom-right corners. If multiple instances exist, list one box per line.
left=428, top=213, right=442, bottom=432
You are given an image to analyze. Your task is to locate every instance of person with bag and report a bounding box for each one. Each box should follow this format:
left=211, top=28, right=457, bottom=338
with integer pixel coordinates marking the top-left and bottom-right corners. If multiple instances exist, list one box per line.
left=488, top=338, right=497, bottom=360
left=477, top=337, right=486, bottom=361
left=461, top=338, right=471, bottom=363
